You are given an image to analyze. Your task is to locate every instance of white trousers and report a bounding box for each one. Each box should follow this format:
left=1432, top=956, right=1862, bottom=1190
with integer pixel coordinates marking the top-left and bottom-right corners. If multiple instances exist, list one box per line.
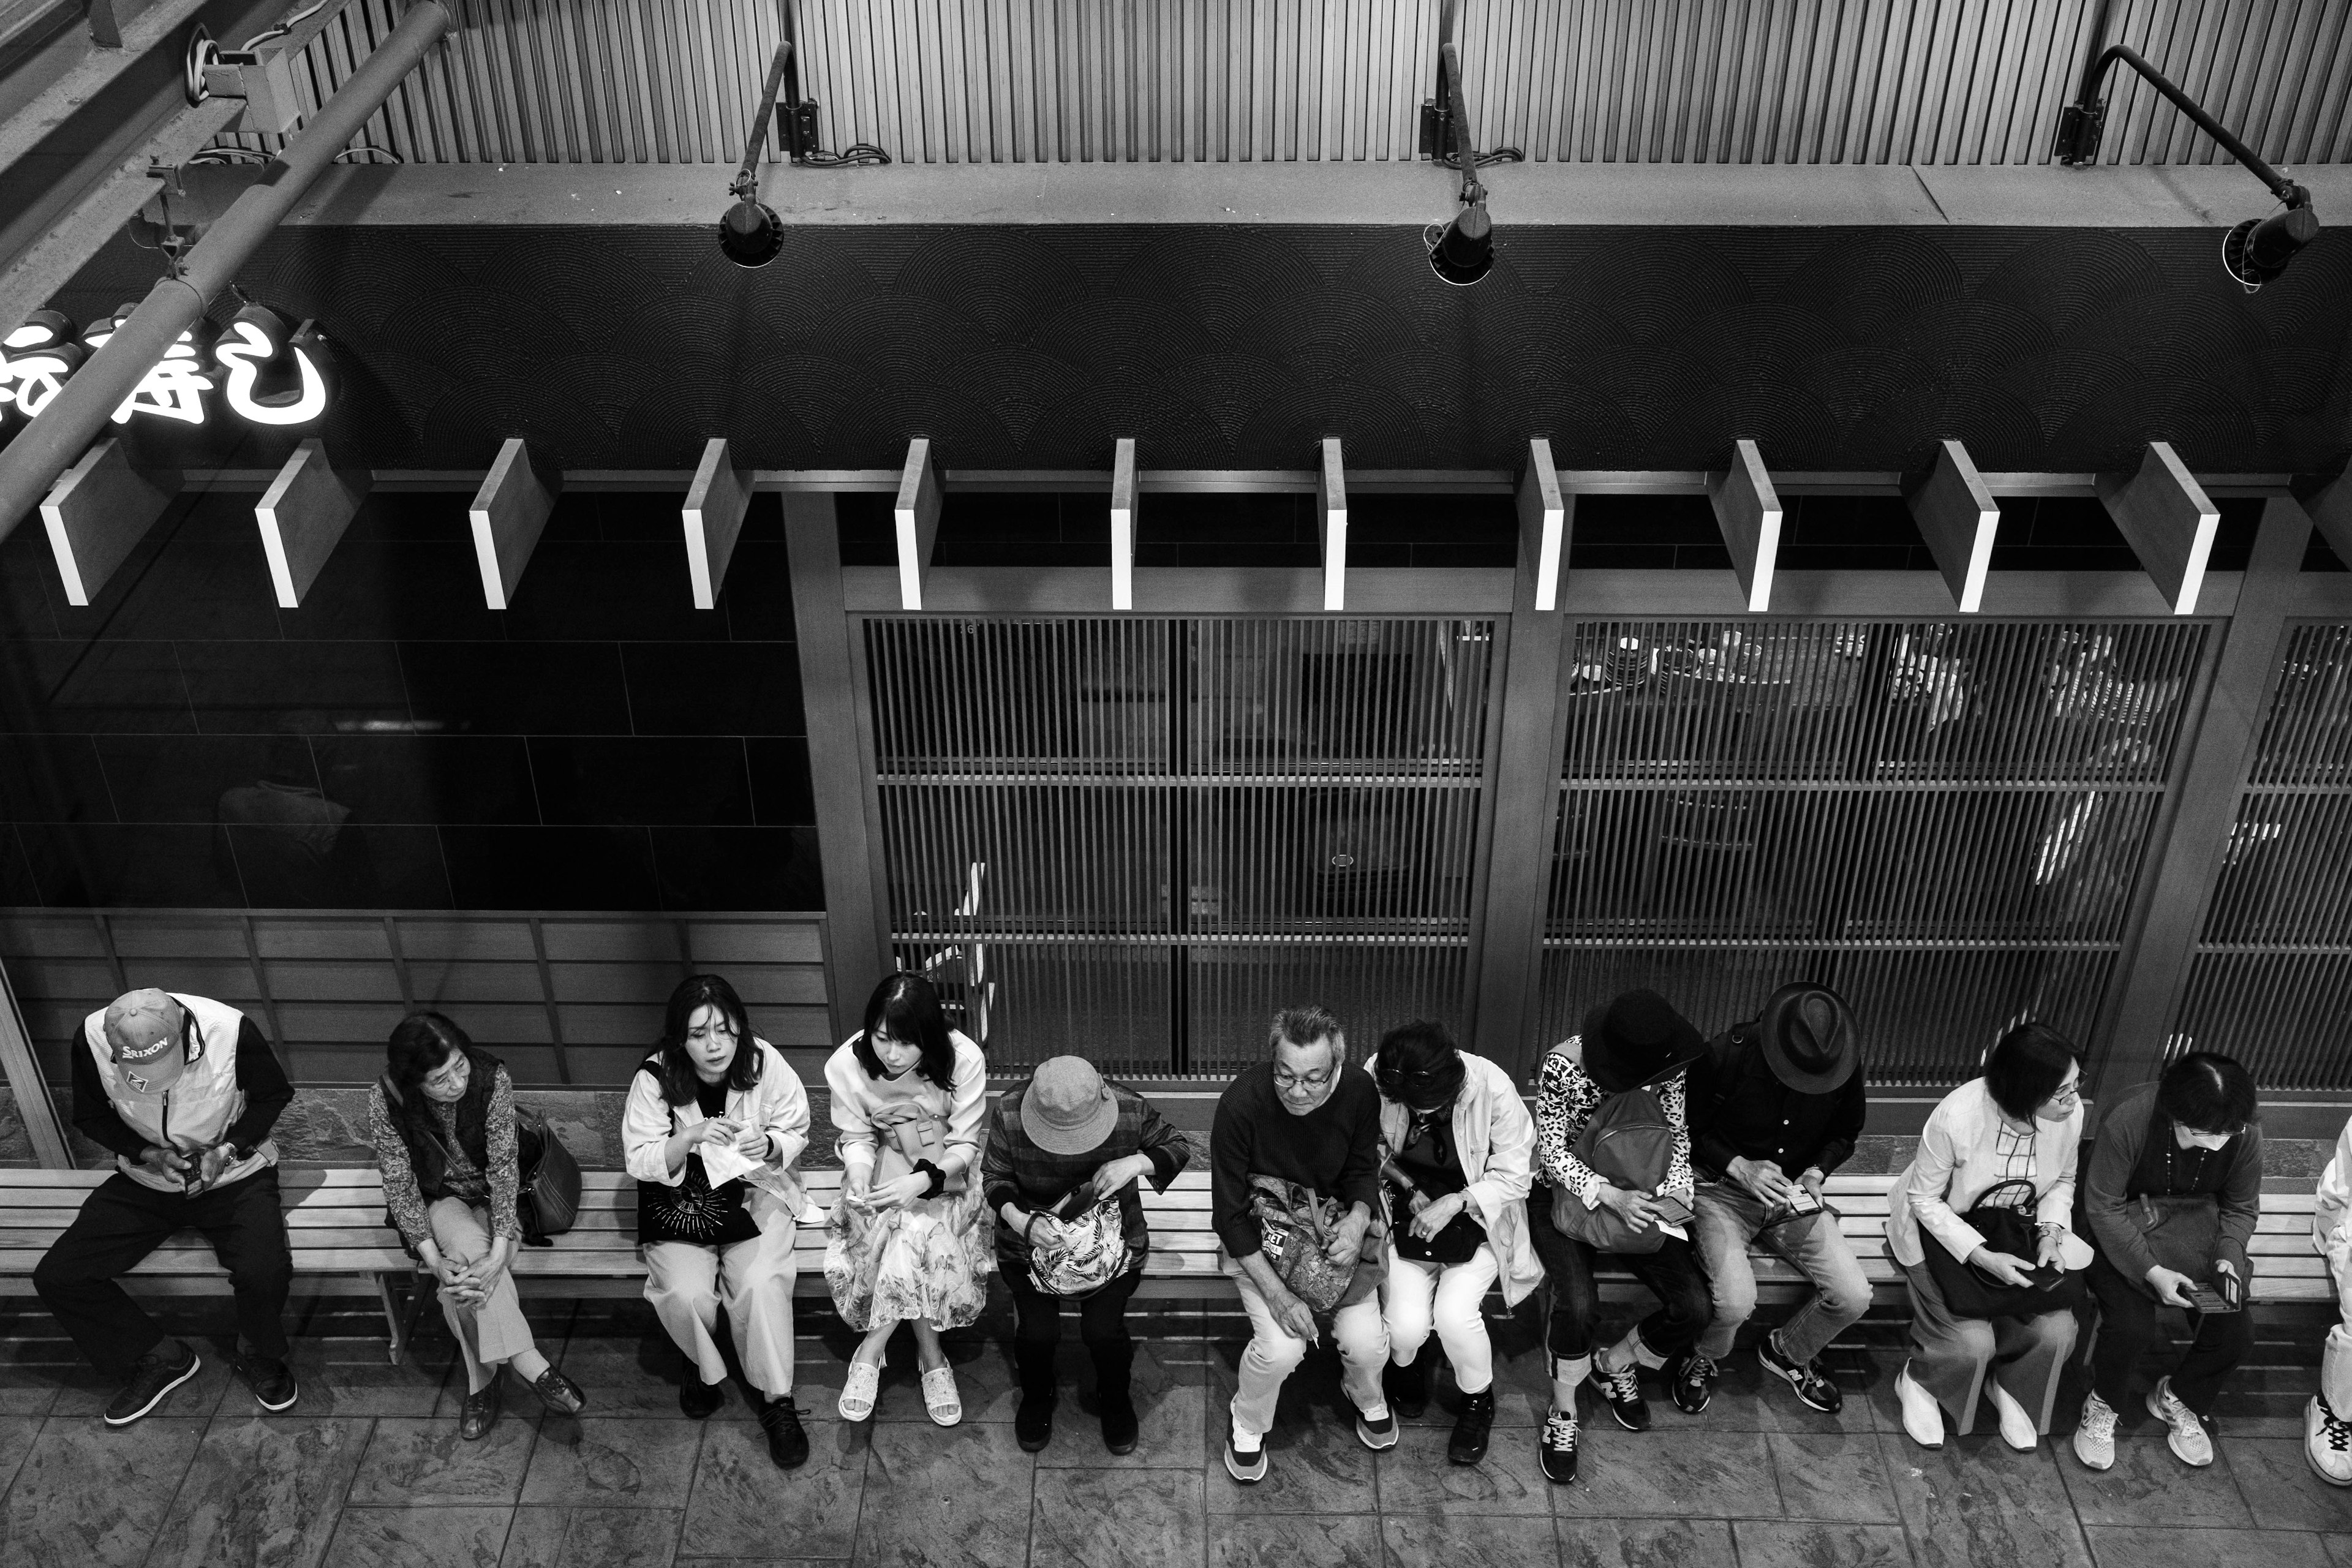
left=1381, top=1244, right=1499, bottom=1395
left=1230, top=1267, right=1389, bottom=1440
left=2324, top=1232, right=2352, bottom=1414
left=644, top=1223, right=798, bottom=1399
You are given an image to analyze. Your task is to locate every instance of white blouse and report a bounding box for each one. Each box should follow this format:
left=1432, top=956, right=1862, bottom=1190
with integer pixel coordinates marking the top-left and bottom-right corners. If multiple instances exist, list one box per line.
left=620, top=1038, right=812, bottom=1232
left=825, top=1029, right=987, bottom=1180
left=1888, top=1078, right=2082, bottom=1269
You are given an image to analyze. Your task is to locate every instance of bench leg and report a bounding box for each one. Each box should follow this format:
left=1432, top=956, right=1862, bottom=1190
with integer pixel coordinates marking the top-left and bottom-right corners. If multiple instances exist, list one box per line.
left=379, top=1272, right=437, bottom=1366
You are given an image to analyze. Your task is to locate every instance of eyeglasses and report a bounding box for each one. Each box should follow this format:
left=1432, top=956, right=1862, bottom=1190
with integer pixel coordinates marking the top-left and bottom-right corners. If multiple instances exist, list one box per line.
left=1272, top=1067, right=1335, bottom=1091
left=2042, top=1080, right=2082, bottom=1108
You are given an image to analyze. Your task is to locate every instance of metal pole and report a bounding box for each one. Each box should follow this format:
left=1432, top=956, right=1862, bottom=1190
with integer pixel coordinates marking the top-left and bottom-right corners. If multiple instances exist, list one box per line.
left=2076, top=44, right=2305, bottom=204
left=0, top=0, right=453, bottom=548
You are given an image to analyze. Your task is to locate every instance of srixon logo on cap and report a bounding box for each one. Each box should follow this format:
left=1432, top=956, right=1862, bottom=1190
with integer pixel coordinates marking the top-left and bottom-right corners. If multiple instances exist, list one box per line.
left=0, top=302, right=333, bottom=431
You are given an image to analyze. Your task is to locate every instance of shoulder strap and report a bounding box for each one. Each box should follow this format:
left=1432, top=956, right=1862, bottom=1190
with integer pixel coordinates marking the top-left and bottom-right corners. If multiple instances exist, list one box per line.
left=381, top=1073, right=459, bottom=1166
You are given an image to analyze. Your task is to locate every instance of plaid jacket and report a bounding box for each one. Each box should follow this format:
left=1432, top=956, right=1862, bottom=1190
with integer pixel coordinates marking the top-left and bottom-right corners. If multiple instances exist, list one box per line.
left=982, top=1080, right=1191, bottom=1270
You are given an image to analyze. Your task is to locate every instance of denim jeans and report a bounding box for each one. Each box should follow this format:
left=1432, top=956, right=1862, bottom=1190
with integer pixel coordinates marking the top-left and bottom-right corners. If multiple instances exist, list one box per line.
left=1525, top=1188, right=1709, bottom=1368
left=1689, top=1180, right=1872, bottom=1363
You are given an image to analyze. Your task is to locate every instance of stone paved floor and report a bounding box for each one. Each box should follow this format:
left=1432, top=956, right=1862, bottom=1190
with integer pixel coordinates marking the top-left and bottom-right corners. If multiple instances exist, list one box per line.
left=1, top=1294, right=2346, bottom=1568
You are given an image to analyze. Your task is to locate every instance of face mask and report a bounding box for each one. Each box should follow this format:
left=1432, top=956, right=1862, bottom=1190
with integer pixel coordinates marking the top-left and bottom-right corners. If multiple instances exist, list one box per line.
left=2179, top=1128, right=2233, bottom=1152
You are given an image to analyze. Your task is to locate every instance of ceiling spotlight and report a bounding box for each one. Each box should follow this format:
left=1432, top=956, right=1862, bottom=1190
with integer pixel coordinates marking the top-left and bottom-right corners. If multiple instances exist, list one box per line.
left=719, top=42, right=796, bottom=268
left=2223, top=200, right=2321, bottom=293
left=1430, top=183, right=1493, bottom=286
left=1419, top=17, right=1517, bottom=288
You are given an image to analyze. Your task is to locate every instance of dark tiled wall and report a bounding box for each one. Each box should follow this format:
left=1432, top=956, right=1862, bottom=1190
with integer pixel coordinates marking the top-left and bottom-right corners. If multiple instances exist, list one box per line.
left=0, top=490, right=820, bottom=912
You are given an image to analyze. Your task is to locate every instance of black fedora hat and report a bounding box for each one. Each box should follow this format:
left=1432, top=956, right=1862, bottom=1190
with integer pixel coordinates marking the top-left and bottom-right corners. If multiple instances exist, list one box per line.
left=1755, top=982, right=1859, bottom=1094
left=1580, top=989, right=1708, bottom=1094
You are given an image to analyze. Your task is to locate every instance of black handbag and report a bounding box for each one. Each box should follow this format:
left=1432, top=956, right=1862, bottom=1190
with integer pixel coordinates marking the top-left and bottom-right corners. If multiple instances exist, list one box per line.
left=637, top=1152, right=760, bottom=1246
left=379, top=1073, right=580, bottom=1245
left=1924, top=1176, right=2087, bottom=1320
left=1387, top=1186, right=1485, bottom=1265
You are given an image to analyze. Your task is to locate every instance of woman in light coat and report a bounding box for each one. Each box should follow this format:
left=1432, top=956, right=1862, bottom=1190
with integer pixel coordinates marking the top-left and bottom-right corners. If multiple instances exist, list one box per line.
left=2310, top=1109, right=2352, bottom=1485
left=1887, top=1022, right=2087, bottom=1452
left=622, top=973, right=813, bottom=1469
left=1369, top=1019, right=1543, bottom=1466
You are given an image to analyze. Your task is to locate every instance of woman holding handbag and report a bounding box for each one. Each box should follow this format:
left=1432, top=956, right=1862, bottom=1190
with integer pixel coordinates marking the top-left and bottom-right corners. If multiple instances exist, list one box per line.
left=369, top=1012, right=586, bottom=1441
left=1370, top=1020, right=1544, bottom=1467
left=982, top=1055, right=1191, bottom=1453
left=823, top=972, right=992, bottom=1427
left=2074, top=1052, right=2261, bottom=1472
left=1888, top=1022, right=2089, bottom=1452
left=623, top=974, right=814, bottom=1470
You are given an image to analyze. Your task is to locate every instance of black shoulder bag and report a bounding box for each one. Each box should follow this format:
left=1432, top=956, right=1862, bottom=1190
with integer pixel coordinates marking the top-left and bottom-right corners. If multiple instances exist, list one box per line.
left=1923, top=1176, right=2086, bottom=1320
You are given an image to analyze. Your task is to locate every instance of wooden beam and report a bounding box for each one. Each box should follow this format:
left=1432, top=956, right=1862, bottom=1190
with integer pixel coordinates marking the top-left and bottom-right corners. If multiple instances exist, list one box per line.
left=1706, top=439, right=1781, bottom=613
left=894, top=437, right=943, bottom=611
left=2305, top=467, right=2352, bottom=570
left=254, top=439, right=369, bottom=608
left=1317, top=437, right=1347, bottom=611
left=2098, top=440, right=2219, bottom=616
left=682, top=438, right=750, bottom=609
left=1109, top=437, right=1138, bottom=611
left=1907, top=439, right=2001, bottom=612
left=0, top=959, right=71, bottom=1167
left=467, top=438, right=560, bottom=611
left=39, top=439, right=180, bottom=605
left=1517, top=437, right=1567, bottom=611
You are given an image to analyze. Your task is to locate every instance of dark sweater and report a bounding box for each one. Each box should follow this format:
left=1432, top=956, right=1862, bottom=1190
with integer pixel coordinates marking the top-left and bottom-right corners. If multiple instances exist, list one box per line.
left=1211, top=1063, right=1383, bottom=1259
left=2082, top=1080, right=2261, bottom=1293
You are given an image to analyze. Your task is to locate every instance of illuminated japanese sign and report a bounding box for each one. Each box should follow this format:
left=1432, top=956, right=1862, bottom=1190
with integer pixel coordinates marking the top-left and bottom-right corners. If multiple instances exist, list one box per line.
left=0, top=303, right=332, bottom=433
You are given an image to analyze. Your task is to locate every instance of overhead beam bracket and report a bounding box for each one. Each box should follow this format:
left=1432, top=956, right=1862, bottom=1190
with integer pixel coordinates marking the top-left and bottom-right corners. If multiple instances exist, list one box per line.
left=1517, top=437, right=1567, bottom=611
left=1708, top=439, right=1781, bottom=613
left=1907, top=439, right=2002, bottom=612
left=40, top=439, right=180, bottom=606
left=468, top=437, right=561, bottom=611
left=1317, top=438, right=1347, bottom=611
left=1110, top=438, right=1138, bottom=611
left=2099, top=440, right=2218, bottom=616
left=895, top=437, right=943, bottom=611
left=683, top=438, right=752, bottom=609
left=255, top=439, right=370, bottom=608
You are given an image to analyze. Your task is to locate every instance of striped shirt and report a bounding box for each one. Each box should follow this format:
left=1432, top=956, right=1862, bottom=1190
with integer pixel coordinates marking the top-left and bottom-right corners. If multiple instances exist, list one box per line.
left=981, top=1082, right=1191, bottom=1270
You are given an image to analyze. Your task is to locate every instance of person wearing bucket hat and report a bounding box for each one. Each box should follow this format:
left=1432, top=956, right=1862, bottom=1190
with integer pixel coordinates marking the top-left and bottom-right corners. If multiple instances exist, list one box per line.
left=1526, top=989, right=1714, bottom=1484
left=982, top=1056, right=1190, bottom=1454
left=1682, top=983, right=1871, bottom=1418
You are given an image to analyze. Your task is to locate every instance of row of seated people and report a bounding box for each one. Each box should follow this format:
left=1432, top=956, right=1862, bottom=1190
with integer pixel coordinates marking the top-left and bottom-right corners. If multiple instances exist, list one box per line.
left=26, top=973, right=2352, bottom=1493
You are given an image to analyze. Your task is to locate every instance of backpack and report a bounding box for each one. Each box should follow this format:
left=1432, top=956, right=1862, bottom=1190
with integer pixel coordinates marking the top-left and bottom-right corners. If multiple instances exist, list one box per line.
left=1548, top=1069, right=1689, bottom=1254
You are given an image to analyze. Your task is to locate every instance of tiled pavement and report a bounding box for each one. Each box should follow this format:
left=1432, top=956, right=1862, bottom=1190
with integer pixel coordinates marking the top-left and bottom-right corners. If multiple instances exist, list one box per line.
left=1, top=1295, right=2346, bottom=1568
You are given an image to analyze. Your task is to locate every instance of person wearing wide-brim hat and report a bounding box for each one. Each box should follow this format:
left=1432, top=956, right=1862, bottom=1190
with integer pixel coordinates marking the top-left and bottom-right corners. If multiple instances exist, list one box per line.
left=1525, top=988, right=1714, bottom=1486
left=981, top=1055, right=1191, bottom=1455
left=1682, top=983, right=1871, bottom=1420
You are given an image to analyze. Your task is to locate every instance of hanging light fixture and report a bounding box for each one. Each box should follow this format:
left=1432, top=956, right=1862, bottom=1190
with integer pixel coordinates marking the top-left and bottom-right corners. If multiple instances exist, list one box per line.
left=1419, top=4, right=1516, bottom=287
left=718, top=42, right=795, bottom=267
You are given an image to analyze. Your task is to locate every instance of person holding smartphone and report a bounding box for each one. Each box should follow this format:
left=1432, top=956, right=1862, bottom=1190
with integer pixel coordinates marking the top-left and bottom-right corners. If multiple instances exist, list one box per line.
left=2075, top=1052, right=2261, bottom=1472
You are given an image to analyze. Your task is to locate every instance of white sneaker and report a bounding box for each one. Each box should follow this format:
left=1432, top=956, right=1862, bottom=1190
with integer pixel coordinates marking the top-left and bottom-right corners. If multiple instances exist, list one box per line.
left=2146, top=1378, right=2212, bottom=1467
left=1985, top=1379, right=2037, bottom=1452
left=2072, top=1392, right=2117, bottom=1471
left=1894, top=1365, right=1943, bottom=1450
left=2306, top=1396, right=2352, bottom=1487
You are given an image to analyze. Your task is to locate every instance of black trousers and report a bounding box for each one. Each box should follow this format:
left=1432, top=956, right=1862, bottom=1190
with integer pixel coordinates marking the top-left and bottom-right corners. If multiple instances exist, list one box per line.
left=33, top=1167, right=293, bottom=1375
left=2087, top=1252, right=2250, bottom=1416
left=1527, top=1189, right=1710, bottom=1365
left=1003, top=1258, right=1141, bottom=1394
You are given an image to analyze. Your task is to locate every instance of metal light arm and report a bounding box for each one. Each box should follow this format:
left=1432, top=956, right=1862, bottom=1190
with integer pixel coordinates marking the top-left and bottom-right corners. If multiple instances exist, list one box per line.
left=2060, top=43, right=2307, bottom=209
left=731, top=41, right=794, bottom=201
left=1438, top=40, right=1483, bottom=208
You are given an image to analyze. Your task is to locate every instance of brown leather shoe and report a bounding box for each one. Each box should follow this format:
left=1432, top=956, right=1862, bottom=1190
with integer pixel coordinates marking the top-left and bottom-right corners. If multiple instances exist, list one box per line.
left=529, top=1366, right=586, bottom=1415
left=459, top=1377, right=503, bottom=1441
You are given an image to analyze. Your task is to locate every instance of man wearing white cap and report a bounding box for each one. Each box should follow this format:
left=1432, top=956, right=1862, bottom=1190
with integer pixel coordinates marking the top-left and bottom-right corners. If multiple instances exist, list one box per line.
left=32, top=987, right=298, bottom=1424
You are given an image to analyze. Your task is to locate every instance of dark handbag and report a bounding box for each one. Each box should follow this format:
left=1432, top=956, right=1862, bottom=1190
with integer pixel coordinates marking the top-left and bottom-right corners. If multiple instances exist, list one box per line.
left=639, top=1152, right=760, bottom=1246
left=1387, top=1186, right=1485, bottom=1265
left=1250, top=1177, right=1380, bottom=1313
left=514, top=1102, right=581, bottom=1242
left=2131, top=1191, right=2220, bottom=1278
left=1924, top=1177, right=2087, bottom=1320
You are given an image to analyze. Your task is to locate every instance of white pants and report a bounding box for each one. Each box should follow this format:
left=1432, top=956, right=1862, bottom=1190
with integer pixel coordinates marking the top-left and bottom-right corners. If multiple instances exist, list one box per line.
left=644, top=1223, right=797, bottom=1399
left=1231, top=1268, right=1389, bottom=1440
left=2324, top=1231, right=2352, bottom=1414
left=1382, top=1244, right=1499, bottom=1395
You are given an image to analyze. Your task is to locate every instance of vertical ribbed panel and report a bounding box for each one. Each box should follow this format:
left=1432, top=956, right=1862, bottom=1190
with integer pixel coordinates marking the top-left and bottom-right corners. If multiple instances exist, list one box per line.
left=1536, top=618, right=2210, bottom=1088
left=217, top=0, right=2352, bottom=165
left=867, top=615, right=1493, bottom=1076
left=2171, top=622, right=2352, bottom=1090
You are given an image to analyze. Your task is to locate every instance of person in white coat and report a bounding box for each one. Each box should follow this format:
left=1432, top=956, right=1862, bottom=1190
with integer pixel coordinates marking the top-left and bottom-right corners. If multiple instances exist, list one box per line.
left=622, top=973, right=813, bottom=1469
left=2309, top=1111, right=2352, bottom=1485
left=1370, top=1020, right=1542, bottom=1467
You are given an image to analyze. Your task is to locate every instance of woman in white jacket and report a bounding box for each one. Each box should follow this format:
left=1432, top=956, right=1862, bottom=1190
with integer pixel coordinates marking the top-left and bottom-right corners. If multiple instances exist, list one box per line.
left=622, top=974, right=813, bottom=1469
left=1370, top=1020, right=1544, bottom=1467
left=2309, top=1112, right=2352, bottom=1485
left=1886, top=1022, right=2087, bottom=1452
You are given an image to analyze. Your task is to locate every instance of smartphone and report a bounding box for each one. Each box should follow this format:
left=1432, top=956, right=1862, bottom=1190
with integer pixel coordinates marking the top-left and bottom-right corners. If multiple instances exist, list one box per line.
left=2184, top=1282, right=2241, bottom=1314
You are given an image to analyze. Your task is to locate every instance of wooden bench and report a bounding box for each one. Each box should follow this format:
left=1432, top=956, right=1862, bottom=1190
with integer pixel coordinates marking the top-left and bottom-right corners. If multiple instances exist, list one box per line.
left=1, top=1169, right=2333, bottom=1365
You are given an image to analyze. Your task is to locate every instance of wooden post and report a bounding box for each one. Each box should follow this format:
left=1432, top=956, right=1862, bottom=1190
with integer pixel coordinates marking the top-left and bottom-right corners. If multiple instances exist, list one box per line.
left=784, top=490, right=893, bottom=1039
left=39, top=439, right=181, bottom=605
left=1517, top=437, right=1566, bottom=612
left=467, top=438, right=560, bottom=610
left=2098, top=440, right=2219, bottom=616
left=894, top=437, right=943, bottom=611
left=1317, top=438, right=1347, bottom=611
left=1110, top=438, right=1138, bottom=611
left=2086, top=497, right=2308, bottom=1104
left=1708, top=439, right=1780, bottom=613
left=1907, top=439, right=2000, bottom=612
left=0, top=959, right=72, bottom=1167
left=683, top=438, right=751, bottom=609
left=254, top=439, right=369, bottom=607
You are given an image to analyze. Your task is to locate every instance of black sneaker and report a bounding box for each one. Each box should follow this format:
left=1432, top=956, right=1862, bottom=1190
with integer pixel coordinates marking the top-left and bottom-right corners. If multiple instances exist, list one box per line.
left=679, top=1377, right=723, bottom=1419
left=1538, top=1411, right=1580, bottom=1483
left=1016, top=1389, right=1055, bottom=1453
left=240, top=1352, right=299, bottom=1413
left=1099, top=1389, right=1139, bottom=1455
left=1667, top=1350, right=1716, bottom=1416
left=529, top=1366, right=586, bottom=1415
left=1588, top=1362, right=1651, bottom=1431
left=1757, top=1334, right=1842, bottom=1415
left=1224, top=1431, right=1268, bottom=1484
left=105, top=1340, right=200, bottom=1427
left=1449, top=1387, right=1496, bottom=1466
left=1384, top=1358, right=1428, bottom=1420
left=459, top=1377, right=503, bottom=1441
left=758, top=1395, right=810, bottom=1469
left=1354, top=1404, right=1399, bottom=1452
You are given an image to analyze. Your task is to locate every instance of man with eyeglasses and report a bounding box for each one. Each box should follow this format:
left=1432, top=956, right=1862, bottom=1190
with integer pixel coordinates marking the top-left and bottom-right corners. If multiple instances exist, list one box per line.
left=1212, top=1004, right=1393, bottom=1483
left=32, top=987, right=298, bottom=1424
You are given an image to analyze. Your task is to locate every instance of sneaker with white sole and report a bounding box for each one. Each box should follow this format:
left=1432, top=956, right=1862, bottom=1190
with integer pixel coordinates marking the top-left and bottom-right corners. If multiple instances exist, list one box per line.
left=1537, top=1410, right=1580, bottom=1484
left=2307, top=1395, right=2352, bottom=1487
left=1588, top=1362, right=1651, bottom=1431
left=2146, top=1378, right=2212, bottom=1467
left=2072, top=1392, right=2117, bottom=1471
left=1224, top=1430, right=1268, bottom=1484
left=1352, top=1403, right=1398, bottom=1452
